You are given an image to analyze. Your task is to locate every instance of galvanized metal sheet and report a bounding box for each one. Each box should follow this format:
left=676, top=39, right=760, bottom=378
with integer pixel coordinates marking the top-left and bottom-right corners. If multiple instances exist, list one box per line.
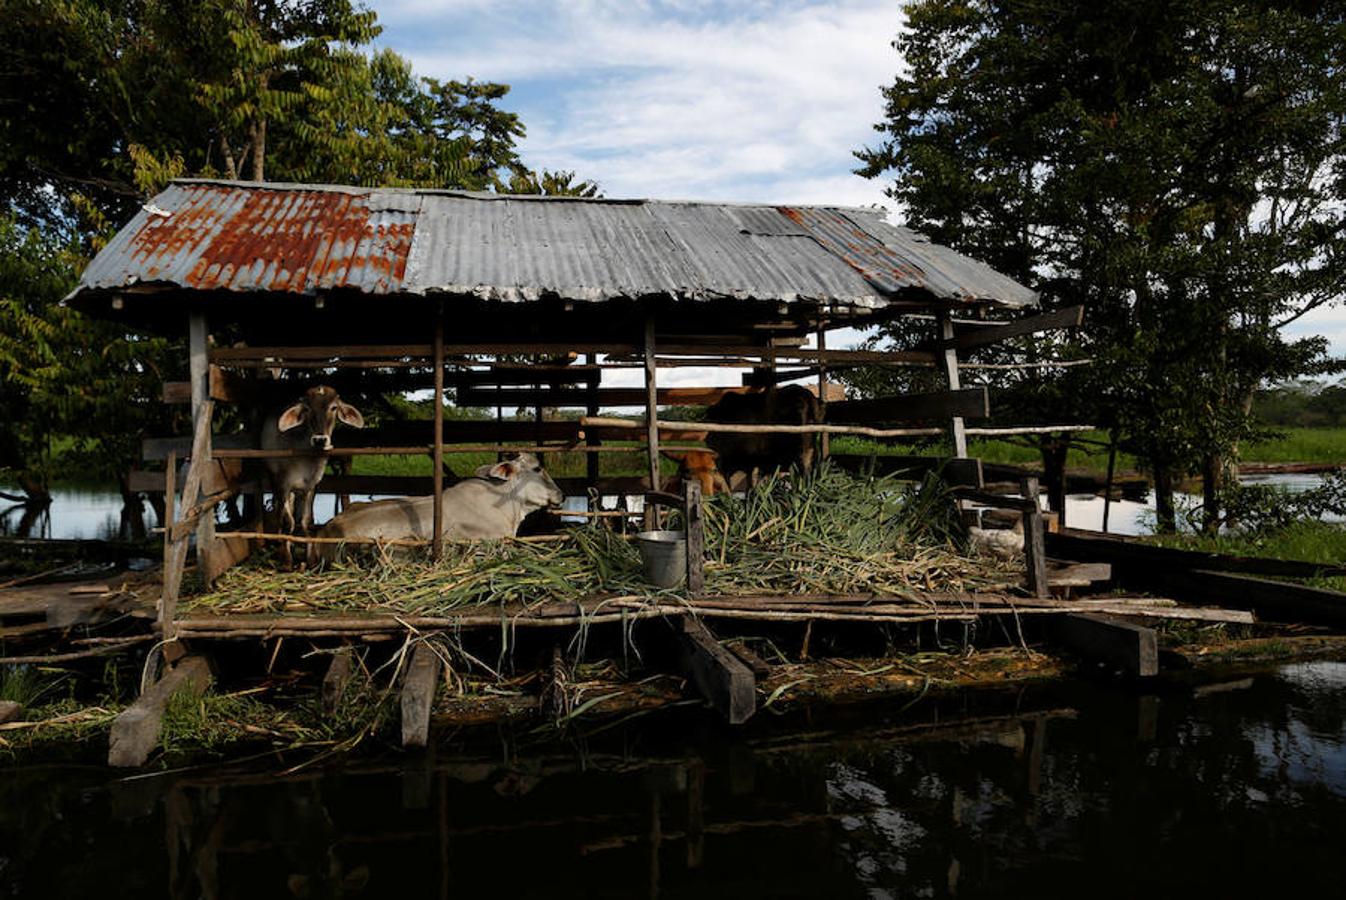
left=72, top=180, right=1037, bottom=309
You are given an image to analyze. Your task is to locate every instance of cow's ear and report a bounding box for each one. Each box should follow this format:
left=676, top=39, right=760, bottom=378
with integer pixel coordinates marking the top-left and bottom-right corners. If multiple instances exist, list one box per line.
left=277, top=403, right=305, bottom=432
left=487, top=461, right=517, bottom=481
left=334, top=402, right=364, bottom=428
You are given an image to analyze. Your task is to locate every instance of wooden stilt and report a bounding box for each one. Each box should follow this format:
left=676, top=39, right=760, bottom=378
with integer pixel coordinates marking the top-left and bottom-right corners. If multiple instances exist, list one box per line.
left=672, top=617, right=755, bottom=724
left=1020, top=476, right=1049, bottom=599
left=585, top=352, right=601, bottom=491
left=109, top=656, right=212, bottom=767
left=188, top=311, right=217, bottom=583
left=643, top=316, right=661, bottom=531
left=402, top=642, right=442, bottom=748
left=432, top=308, right=445, bottom=561
left=683, top=479, right=704, bottom=595
left=321, top=646, right=355, bottom=714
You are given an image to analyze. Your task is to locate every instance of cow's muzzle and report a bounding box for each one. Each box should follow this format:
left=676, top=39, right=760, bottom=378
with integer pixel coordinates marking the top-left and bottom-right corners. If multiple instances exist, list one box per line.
left=311, top=434, right=332, bottom=450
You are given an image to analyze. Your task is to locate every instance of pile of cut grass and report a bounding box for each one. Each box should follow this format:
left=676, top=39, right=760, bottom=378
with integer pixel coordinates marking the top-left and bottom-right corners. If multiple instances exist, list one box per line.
left=185, top=464, right=1020, bottom=616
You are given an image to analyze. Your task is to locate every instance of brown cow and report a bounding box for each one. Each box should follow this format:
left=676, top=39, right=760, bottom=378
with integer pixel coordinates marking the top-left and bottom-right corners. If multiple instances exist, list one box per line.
left=661, top=449, right=731, bottom=497
left=704, top=385, right=823, bottom=485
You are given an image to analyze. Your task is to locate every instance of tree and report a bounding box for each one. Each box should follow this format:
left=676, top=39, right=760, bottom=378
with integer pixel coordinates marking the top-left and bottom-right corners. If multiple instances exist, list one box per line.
left=857, top=0, right=1346, bottom=532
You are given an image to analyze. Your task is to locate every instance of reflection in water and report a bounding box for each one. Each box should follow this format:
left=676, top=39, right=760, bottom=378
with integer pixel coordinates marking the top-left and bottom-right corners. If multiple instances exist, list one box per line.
left=3, top=661, right=1346, bottom=898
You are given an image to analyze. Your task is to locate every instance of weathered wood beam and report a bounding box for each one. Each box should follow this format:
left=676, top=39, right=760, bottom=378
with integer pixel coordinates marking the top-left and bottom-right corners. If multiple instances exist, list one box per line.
left=643, top=317, right=661, bottom=531
left=321, top=647, right=355, bottom=714
left=1052, top=613, right=1158, bottom=677
left=1021, top=476, right=1049, bottom=600
left=108, top=656, right=212, bottom=767
left=672, top=617, right=755, bottom=724
left=401, top=642, right=442, bottom=749
left=1046, top=528, right=1346, bottom=579
left=944, top=304, right=1084, bottom=352
left=936, top=311, right=968, bottom=457
left=684, top=479, right=704, bottom=595
left=828, top=387, right=990, bottom=425
left=431, top=310, right=445, bottom=561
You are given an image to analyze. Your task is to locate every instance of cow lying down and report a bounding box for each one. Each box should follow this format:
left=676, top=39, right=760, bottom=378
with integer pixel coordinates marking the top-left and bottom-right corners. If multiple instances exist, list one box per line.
left=317, top=453, right=564, bottom=560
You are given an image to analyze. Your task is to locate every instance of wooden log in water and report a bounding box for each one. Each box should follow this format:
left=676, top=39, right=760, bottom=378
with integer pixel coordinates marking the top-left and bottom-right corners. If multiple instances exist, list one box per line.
left=108, top=656, right=212, bottom=767
left=1051, top=614, right=1158, bottom=677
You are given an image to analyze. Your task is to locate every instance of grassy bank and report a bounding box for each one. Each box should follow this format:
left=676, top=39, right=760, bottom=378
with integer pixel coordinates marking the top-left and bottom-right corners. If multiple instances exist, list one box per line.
left=1145, top=519, right=1346, bottom=591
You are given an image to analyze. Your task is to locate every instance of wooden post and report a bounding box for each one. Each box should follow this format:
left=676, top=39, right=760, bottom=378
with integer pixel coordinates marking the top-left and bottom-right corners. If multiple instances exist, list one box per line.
left=585, top=352, right=601, bottom=491
left=432, top=309, right=445, bottom=561
left=817, top=324, right=830, bottom=460
left=161, top=450, right=178, bottom=626
left=1102, top=434, right=1118, bottom=534
left=672, top=617, right=755, bottom=724
left=188, top=310, right=216, bottom=582
left=683, top=479, right=704, bottom=595
left=643, top=316, right=660, bottom=531
left=321, top=646, right=355, bottom=714
left=1053, top=614, right=1159, bottom=677
left=402, top=641, right=442, bottom=748
left=108, top=656, right=212, bottom=767
left=936, top=309, right=969, bottom=457
left=1020, top=476, right=1048, bottom=599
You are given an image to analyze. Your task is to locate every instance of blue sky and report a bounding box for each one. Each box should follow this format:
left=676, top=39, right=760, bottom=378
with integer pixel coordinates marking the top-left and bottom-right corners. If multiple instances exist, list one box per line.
left=369, top=0, right=1344, bottom=363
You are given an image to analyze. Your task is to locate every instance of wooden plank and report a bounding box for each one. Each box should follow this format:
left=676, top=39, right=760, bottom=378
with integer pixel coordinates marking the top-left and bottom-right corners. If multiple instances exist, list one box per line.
left=946, top=305, right=1085, bottom=351
left=189, top=313, right=217, bottom=585
left=432, top=312, right=445, bottom=561
left=684, top=479, right=704, bottom=595
left=458, top=385, right=770, bottom=408
left=1045, top=528, right=1346, bottom=579
left=401, top=642, right=442, bottom=749
left=108, top=656, right=212, bottom=767
left=672, top=617, right=756, bottom=724
left=321, top=647, right=355, bottom=714
left=828, top=387, right=989, bottom=425
left=1021, top=477, right=1048, bottom=600
left=1052, top=613, right=1158, bottom=677
left=831, top=454, right=984, bottom=488
left=937, top=310, right=968, bottom=457
left=1162, top=569, right=1346, bottom=629
left=952, top=486, right=1038, bottom=512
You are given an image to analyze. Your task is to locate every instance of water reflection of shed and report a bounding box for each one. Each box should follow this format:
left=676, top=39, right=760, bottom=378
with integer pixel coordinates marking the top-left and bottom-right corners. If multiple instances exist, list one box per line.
left=68, top=179, right=1085, bottom=755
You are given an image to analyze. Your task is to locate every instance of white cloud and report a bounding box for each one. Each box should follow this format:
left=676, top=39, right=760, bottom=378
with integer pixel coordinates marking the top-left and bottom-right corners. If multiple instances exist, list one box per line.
left=372, top=0, right=899, bottom=206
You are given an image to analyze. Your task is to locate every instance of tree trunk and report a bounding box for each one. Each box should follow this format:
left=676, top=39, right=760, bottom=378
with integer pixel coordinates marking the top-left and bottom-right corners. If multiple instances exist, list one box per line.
left=1039, top=438, right=1069, bottom=527
left=250, top=117, right=266, bottom=181
left=1152, top=462, right=1178, bottom=534
left=1200, top=452, right=1227, bottom=536
left=17, top=472, right=50, bottom=504
left=219, top=134, right=238, bottom=181
left=117, top=471, right=147, bottom=541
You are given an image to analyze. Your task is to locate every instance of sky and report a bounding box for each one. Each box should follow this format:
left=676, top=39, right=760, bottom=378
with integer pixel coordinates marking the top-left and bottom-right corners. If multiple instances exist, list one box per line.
left=369, top=0, right=1345, bottom=367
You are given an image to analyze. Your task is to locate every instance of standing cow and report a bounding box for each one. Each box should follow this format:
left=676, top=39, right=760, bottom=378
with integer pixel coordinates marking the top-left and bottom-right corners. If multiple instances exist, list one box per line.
left=704, top=385, right=823, bottom=486
left=260, top=386, right=364, bottom=563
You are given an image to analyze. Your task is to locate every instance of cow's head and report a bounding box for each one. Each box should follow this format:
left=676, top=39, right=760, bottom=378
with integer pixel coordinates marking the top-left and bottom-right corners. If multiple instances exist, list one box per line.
left=661, top=449, right=729, bottom=496
left=476, top=452, right=565, bottom=511
left=278, top=386, right=365, bottom=450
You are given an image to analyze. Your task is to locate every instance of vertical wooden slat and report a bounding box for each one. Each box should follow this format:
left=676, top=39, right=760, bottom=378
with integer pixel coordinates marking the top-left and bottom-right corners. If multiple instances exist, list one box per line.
left=816, top=324, right=830, bottom=460
left=643, top=316, right=660, bottom=531
left=585, top=352, right=600, bottom=491
left=160, top=450, right=177, bottom=636
left=432, top=309, right=445, bottom=561
left=937, top=310, right=969, bottom=457
left=1020, top=476, right=1048, bottom=599
left=188, top=311, right=216, bottom=582
left=683, top=479, right=704, bottom=595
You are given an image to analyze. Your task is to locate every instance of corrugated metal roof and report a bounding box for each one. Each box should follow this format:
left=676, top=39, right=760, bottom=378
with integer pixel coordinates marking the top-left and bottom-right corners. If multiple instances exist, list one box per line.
left=72, top=180, right=1037, bottom=309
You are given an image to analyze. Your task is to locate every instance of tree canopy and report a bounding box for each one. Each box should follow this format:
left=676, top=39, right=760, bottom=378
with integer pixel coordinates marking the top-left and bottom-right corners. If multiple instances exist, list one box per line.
left=858, top=0, right=1346, bottom=531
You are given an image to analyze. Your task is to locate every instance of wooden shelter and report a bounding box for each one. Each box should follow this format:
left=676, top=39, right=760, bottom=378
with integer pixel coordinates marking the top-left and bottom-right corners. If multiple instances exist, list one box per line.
left=66, top=179, right=1100, bottom=756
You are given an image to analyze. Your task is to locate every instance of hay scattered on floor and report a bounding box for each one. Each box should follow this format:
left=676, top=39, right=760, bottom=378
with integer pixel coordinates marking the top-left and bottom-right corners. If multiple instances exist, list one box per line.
left=184, top=465, right=1022, bottom=616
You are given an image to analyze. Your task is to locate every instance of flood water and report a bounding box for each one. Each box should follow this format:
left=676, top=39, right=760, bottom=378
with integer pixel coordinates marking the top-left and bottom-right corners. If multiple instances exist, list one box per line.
left=2, top=473, right=1334, bottom=542
left=3, top=659, right=1345, bottom=898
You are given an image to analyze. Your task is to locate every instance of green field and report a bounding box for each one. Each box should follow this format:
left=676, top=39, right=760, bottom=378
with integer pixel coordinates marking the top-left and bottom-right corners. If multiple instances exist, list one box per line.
left=351, top=427, right=1343, bottom=480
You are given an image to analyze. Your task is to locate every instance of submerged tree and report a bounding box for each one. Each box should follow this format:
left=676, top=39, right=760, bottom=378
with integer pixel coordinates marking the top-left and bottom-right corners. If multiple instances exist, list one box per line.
left=857, top=0, right=1346, bottom=532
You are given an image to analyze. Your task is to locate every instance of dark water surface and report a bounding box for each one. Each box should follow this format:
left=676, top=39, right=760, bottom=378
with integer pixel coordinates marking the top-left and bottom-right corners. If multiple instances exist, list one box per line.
left=3, top=660, right=1345, bottom=899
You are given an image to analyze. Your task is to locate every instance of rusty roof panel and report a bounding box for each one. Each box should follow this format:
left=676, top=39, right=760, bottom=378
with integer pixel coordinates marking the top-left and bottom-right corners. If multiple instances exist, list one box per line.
left=73, top=180, right=1036, bottom=309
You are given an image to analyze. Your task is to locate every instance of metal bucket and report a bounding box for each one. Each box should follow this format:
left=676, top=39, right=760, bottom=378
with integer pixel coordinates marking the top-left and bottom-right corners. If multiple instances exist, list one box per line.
left=636, top=530, right=687, bottom=588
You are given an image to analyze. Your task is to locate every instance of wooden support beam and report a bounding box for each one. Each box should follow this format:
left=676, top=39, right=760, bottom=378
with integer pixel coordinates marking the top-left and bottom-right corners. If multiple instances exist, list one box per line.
left=936, top=311, right=968, bottom=457
left=817, top=327, right=830, bottom=460
left=188, top=311, right=217, bottom=585
left=1052, top=613, right=1158, bottom=677
left=945, top=305, right=1084, bottom=352
left=322, top=647, right=356, bottom=714
left=1021, top=477, right=1049, bottom=600
left=432, top=311, right=445, bottom=561
left=1045, top=528, right=1346, bottom=579
left=1161, top=569, right=1346, bottom=629
left=828, top=387, right=990, bottom=425
left=684, top=479, right=704, bottom=595
left=672, top=617, right=756, bottom=724
left=108, top=656, right=212, bottom=767
left=585, top=352, right=601, bottom=489
left=643, top=317, right=660, bottom=531
left=401, top=642, right=442, bottom=749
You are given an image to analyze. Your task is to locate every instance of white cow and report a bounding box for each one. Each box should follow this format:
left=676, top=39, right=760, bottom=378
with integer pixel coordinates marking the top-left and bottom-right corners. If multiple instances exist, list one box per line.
left=317, top=453, right=564, bottom=558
